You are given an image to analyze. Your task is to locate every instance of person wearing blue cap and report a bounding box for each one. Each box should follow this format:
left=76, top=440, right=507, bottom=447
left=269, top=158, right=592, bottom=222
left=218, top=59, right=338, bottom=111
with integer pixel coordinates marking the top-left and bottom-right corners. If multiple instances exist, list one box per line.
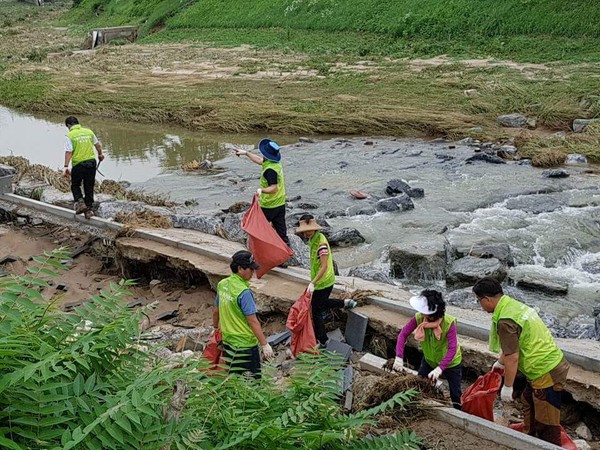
left=235, top=138, right=289, bottom=246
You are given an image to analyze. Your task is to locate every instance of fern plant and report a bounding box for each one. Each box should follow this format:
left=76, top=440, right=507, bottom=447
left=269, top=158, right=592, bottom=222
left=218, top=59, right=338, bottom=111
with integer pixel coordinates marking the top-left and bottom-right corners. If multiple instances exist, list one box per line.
left=0, top=249, right=422, bottom=449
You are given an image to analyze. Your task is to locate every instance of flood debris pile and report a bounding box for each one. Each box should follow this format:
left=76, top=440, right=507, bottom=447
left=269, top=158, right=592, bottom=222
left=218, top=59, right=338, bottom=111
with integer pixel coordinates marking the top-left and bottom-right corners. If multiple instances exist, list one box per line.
left=114, top=209, right=172, bottom=229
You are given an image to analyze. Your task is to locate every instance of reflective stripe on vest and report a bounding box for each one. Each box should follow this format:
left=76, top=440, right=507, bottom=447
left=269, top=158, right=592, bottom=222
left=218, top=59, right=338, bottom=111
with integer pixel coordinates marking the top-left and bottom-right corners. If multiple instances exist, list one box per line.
left=259, top=160, right=286, bottom=208
left=67, top=125, right=96, bottom=167
left=217, top=274, right=258, bottom=349
left=309, top=232, right=335, bottom=290
left=416, top=313, right=462, bottom=369
left=490, top=295, right=563, bottom=381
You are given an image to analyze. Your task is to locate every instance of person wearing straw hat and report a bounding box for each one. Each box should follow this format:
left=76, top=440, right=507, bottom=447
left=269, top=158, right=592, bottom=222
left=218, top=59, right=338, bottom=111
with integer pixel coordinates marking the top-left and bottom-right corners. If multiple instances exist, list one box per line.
left=393, top=289, right=463, bottom=409
left=213, top=250, right=274, bottom=377
left=234, top=138, right=289, bottom=247
left=295, top=214, right=357, bottom=347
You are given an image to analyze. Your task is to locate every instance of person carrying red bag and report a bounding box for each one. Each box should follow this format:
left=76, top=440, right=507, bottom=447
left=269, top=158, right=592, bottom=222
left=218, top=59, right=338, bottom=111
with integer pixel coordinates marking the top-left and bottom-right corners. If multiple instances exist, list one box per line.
left=213, top=250, right=274, bottom=377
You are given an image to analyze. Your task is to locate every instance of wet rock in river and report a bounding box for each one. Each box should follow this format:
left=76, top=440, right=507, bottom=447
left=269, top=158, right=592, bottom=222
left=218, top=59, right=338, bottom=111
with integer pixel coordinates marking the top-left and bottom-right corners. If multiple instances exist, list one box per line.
left=497, top=145, right=518, bottom=159
left=221, top=201, right=250, bottom=214
left=347, top=204, right=377, bottom=216
left=297, top=202, right=320, bottom=210
left=582, top=260, right=600, bottom=275
left=469, top=242, right=514, bottom=266
left=287, top=234, right=309, bottom=268
left=0, top=164, right=16, bottom=177
left=389, top=237, right=447, bottom=281
left=172, top=214, right=222, bottom=235
left=376, top=194, right=414, bottom=212
left=513, top=275, right=568, bottom=295
left=385, top=179, right=424, bottom=198
left=504, top=194, right=566, bottom=214
left=328, top=228, right=365, bottom=247
left=447, top=256, right=507, bottom=287
left=323, top=210, right=346, bottom=219
left=563, top=315, right=596, bottom=340
left=347, top=265, right=394, bottom=285
left=465, top=153, right=506, bottom=164
left=542, top=169, right=569, bottom=178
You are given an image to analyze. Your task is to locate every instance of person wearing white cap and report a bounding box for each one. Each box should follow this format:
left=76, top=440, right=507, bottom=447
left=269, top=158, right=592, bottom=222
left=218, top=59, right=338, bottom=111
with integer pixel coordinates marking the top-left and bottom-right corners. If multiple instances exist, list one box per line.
left=393, top=289, right=463, bottom=409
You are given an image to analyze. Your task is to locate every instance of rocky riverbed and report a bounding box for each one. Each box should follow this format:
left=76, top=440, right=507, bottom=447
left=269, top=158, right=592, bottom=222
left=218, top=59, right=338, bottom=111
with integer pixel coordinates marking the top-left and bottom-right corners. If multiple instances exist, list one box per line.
left=4, top=136, right=600, bottom=340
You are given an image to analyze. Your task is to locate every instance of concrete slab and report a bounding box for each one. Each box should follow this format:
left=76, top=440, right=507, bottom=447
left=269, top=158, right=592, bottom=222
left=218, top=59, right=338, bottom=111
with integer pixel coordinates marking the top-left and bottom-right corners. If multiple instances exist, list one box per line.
left=342, top=366, right=354, bottom=393
left=359, top=353, right=388, bottom=375
left=345, top=310, right=368, bottom=351
left=430, top=406, right=563, bottom=450
left=267, top=330, right=291, bottom=346
left=326, top=340, right=353, bottom=362
left=327, top=328, right=345, bottom=342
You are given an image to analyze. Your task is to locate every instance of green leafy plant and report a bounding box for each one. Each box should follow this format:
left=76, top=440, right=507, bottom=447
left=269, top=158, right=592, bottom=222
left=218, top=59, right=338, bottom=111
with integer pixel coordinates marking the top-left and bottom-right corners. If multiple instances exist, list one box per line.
left=0, top=250, right=421, bottom=449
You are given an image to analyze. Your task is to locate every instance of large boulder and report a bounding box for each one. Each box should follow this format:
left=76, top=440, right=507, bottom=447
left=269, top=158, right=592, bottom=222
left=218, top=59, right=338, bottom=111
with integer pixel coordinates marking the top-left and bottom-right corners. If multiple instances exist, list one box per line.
left=328, top=228, right=365, bottom=247
left=389, top=237, right=447, bottom=281
left=173, top=214, right=223, bottom=235
left=0, top=164, right=16, bottom=177
left=446, top=288, right=479, bottom=309
left=96, top=200, right=172, bottom=219
left=385, top=179, right=425, bottom=198
left=347, top=265, right=394, bottom=285
left=512, top=275, right=568, bottom=295
left=504, top=194, right=566, bottom=214
left=573, top=118, right=597, bottom=133
left=287, top=234, right=309, bottom=268
left=447, top=256, right=506, bottom=287
left=542, top=169, right=569, bottom=179
left=13, top=176, right=50, bottom=198
left=565, top=153, right=588, bottom=165
left=497, top=113, right=529, bottom=128
left=220, top=213, right=246, bottom=243
left=469, top=243, right=514, bottom=266
left=375, top=194, right=414, bottom=212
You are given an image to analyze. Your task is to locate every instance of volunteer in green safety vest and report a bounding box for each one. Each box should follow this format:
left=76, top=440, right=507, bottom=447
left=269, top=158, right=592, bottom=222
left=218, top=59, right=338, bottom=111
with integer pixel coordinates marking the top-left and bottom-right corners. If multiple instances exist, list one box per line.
left=393, top=290, right=463, bottom=409
left=295, top=215, right=357, bottom=347
left=473, top=277, right=569, bottom=446
left=213, top=250, right=274, bottom=376
left=234, top=138, right=289, bottom=249
left=63, top=116, right=104, bottom=219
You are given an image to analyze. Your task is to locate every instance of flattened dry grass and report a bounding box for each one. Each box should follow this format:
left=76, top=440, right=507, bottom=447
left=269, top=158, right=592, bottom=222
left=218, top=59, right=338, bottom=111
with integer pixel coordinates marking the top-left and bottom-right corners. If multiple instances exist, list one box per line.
left=114, top=210, right=172, bottom=229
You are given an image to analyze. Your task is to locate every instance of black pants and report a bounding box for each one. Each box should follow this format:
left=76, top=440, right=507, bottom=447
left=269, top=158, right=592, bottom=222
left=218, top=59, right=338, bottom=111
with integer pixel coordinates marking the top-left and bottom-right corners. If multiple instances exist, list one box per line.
left=223, top=344, right=261, bottom=378
left=418, top=359, right=462, bottom=410
left=71, top=159, right=96, bottom=209
left=311, top=285, right=344, bottom=345
left=261, top=204, right=289, bottom=244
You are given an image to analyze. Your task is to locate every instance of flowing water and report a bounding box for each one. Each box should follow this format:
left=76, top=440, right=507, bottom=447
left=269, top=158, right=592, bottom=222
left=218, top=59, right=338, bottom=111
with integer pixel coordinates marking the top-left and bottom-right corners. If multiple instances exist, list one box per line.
left=1, top=106, right=599, bottom=327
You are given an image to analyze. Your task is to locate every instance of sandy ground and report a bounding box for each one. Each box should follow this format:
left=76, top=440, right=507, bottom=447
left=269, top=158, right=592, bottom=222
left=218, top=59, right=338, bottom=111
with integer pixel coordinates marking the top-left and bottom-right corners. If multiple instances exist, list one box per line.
left=411, top=418, right=510, bottom=450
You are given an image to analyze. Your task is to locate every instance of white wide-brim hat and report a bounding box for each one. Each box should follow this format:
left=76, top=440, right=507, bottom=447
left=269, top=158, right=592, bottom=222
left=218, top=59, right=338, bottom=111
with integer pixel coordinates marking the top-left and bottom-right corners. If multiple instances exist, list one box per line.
left=409, top=295, right=437, bottom=315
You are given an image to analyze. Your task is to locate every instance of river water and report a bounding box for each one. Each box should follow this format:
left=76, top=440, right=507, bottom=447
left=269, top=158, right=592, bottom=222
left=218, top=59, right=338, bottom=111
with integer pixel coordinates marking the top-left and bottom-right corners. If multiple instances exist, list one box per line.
left=1, top=106, right=599, bottom=329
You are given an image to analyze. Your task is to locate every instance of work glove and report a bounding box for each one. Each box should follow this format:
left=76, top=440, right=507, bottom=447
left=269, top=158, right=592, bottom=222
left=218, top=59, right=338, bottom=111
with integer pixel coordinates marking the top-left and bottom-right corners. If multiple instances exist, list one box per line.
left=256, top=188, right=262, bottom=196
left=392, top=356, right=404, bottom=372
left=261, top=343, right=274, bottom=360
left=492, top=360, right=505, bottom=373
left=307, top=282, right=315, bottom=294
left=235, top=149, right=247, bottom=157
left=428, top=366, right=443, bottom=382
left=500, top=385, right=514, bottom=402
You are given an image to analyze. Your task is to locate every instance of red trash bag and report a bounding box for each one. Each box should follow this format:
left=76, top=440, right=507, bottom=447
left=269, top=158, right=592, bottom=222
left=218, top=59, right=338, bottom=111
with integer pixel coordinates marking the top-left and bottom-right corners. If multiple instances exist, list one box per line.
left=461, top=369, right=503, bottom=421
left=286, top=289, right=317, bottom=357
left=241, top=194, right=294, bottom=278
left=509, top=423, right=576, bottom=450
left=202, top=329, right=224, bottom=370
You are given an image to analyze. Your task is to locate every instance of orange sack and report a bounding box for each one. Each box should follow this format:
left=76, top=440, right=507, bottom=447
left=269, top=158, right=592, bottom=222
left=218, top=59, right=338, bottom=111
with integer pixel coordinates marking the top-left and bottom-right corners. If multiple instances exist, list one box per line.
left=461, top=369, right=503, bottom=421
left=509, top=423, right=576, bottom=450
left=241, top=194, right=294, bottom=279
left=286, top=289, right=317, bottom=357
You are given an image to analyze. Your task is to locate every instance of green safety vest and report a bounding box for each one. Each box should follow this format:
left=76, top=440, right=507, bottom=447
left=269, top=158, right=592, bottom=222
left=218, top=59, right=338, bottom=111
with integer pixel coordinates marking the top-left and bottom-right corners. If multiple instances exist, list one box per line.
left=308, top=232, right=335, bottom=290
left=259, top=160, right=286, bottom=208
left=490, top=295, right=563, bottom=381
left=67, top=124, right=96, bottom=167
left=217, top=274, right=258, bottom=349
left=416, top=313, right=462, bottom=369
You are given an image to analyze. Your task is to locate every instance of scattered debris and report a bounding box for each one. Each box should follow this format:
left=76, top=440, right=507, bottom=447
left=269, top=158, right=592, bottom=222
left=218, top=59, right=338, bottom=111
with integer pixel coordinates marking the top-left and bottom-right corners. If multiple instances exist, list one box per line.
left=325, top=340, right=353, bottom=362
left=114, top=210, right=172, bottom=229
left=350, top=190, right=369, bottom=199
left=181, top=160, right=224, bottom=173
left=267, top=330, right=292, bottom=346
left=56, top=283, right=69, bottom=292
left=156, top=310, right=178, bottom=321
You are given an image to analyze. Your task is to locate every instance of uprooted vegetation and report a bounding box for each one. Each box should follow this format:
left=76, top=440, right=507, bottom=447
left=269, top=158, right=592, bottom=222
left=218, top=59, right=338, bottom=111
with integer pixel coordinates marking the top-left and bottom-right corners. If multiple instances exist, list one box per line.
left=0, top=249, right=423, bottom=449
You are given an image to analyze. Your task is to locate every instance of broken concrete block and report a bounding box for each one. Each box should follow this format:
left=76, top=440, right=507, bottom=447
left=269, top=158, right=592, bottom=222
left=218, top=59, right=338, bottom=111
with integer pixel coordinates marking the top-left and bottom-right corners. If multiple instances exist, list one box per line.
left=345, top=310, right=368, bottom=351
left=342, top=366, right=353, bottom=393
left=156, top=310, right=178, bottom=321
left=344, top=391, right=353, bottom=411
left=0, top=255, right=18, bottom=265
left=325, top=340, right=353, bottom=362
left=175, top=335, right=204, bottom=352
left=359, top=353, right=388, bottom=375
left=575, top=422, right=593, bottom=440
left=327, top=328, right=345, bottom=343
left=127, top=299, right=143, bottom=308
left=56, top=283, right=69, bottom=292
left=267, top=330, right=292, bottom=346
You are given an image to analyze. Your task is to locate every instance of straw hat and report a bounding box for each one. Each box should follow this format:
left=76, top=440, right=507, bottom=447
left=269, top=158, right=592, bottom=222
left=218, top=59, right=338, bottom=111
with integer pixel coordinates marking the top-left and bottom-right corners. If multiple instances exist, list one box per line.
left=295, top=218, right=323, bottom=234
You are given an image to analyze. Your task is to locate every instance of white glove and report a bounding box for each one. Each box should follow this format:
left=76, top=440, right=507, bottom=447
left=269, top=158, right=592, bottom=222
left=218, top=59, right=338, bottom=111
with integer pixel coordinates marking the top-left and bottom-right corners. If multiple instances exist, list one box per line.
left=428, top=366, right=443, bottom=382
left=256, top=188, right=262, bottom=196
left=261, top=343, right=274, bottom=360
left=392, top=357, right=404, bottom=372
left=235, top=149, right=247, bottom=156
left=307, top=282, right=315, bottom=294
left=492, top=360, right=505, bottom=372
left=500, top=385, right=514, bottom=402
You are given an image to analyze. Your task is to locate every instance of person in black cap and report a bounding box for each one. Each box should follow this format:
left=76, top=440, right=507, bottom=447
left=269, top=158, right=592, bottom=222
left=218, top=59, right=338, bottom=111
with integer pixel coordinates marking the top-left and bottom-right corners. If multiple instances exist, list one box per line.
left=213, top=250, right=274, bottom=376
left=234, top=139, right=288, bottom=246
